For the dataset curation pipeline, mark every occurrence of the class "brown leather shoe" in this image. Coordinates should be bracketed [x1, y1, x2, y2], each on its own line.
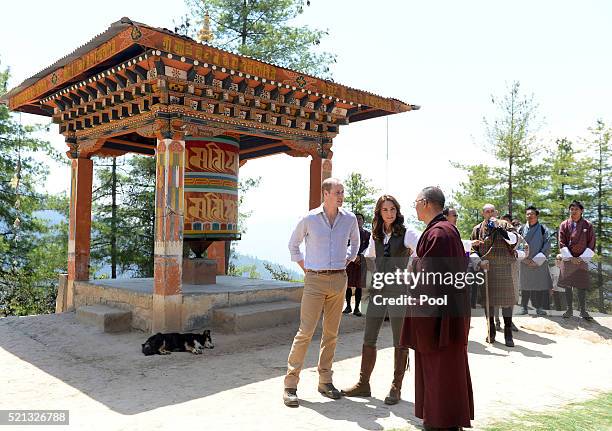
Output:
[283, 388, 299, 407]
[318, 383, 342, 399]
[341, 345, 376, 397]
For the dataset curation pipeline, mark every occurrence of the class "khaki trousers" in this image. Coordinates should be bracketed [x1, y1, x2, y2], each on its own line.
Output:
[284, 271, 347, 389]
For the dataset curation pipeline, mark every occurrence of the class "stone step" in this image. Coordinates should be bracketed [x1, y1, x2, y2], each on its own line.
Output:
[213, 300, 301, 333]
[76, 305, 132, 333]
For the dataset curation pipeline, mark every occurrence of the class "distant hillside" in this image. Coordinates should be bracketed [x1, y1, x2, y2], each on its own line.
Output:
[231, 253, 303, 281]
[29, 211, 302, 282]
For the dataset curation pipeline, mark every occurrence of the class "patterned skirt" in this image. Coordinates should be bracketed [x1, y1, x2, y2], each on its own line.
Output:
[484, 262, 517, 307]
[346, 255, 366, 289]
[558, 260, 590, 290]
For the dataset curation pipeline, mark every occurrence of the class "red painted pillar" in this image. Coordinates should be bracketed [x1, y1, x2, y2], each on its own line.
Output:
[66, 157, 93, 310]
[309, 156, 332, 210]
[152, 137, 185, 333]
[206, 241, 226, 275]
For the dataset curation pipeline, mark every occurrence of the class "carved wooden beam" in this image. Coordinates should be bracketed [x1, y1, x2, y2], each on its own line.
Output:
[115, 74, 128, 89]
[239, 142, 286, 156]
[133, 64, 148, 80]
[124, 69, 138, 84]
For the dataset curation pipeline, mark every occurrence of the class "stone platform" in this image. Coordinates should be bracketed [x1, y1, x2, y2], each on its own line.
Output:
[73, 276, 303, 333]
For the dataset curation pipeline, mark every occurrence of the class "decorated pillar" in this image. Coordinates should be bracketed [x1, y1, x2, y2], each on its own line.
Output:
[152, 136, 185, 333]
[309, 155, 333, 210]
[66, 157, 93, 310]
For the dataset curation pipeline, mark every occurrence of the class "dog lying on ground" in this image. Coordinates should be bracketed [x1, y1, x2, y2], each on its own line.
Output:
[141, 330, 214, 356]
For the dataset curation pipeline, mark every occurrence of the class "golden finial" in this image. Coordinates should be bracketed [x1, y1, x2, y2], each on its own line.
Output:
[198, 11, 214, 43]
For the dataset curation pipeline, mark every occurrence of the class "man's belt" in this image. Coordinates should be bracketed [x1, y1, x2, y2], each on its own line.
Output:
[306, 269, 346, 274]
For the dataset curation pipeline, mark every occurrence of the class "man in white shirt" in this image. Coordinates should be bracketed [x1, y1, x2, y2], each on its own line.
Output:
[283, 178, 360, 407]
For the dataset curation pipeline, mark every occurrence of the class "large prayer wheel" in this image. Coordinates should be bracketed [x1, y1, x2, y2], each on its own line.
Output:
[183, 135, 240, 242]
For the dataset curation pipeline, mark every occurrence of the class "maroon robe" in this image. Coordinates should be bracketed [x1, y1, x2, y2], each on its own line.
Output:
[346, 228, 370, 289]
[558, 217, 596, 290]
[400, 213, 474, 429]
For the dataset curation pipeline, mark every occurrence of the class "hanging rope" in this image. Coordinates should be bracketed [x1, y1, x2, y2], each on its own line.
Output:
[385, 116, 389, 191]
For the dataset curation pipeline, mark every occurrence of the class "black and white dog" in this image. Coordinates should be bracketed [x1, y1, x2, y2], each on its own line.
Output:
[142, 330, 214, 356]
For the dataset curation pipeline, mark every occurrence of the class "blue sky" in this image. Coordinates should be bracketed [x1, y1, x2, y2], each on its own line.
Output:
[1, 0, 611, 270]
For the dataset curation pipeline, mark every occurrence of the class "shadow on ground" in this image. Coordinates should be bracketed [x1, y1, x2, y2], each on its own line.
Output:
[0, 312, 369, 416]
[300, 397, 420, 431]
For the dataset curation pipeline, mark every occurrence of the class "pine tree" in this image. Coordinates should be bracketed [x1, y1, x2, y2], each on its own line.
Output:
[583, 120, 611, 313]
[0, 65, 66, 315]
[483, 81, 541, 217]
[540, 138, 590, 232]
[90, 155, 157, 278]
[343, 172, 378, 227]
[183, 0, 336, 77]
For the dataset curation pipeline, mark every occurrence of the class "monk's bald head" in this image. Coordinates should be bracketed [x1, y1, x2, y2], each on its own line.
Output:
[482, 203, 495, 220]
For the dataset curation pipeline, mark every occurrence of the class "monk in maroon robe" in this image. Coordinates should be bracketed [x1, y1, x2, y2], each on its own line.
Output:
[401, 186, 473, 430]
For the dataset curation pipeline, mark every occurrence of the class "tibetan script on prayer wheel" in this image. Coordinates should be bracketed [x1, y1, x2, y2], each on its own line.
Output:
[184, 136, 240, 240]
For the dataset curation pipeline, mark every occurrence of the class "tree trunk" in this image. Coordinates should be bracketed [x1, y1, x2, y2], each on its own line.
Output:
[508, 154, 513, 217]
[596, 141, 604, 312]
[241, 0, 248, 46]
[111, 157, 117, 279]
[560, 181, 566, 221]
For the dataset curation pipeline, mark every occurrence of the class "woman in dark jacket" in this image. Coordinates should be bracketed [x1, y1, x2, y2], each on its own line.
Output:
[342, 195, 419, 405]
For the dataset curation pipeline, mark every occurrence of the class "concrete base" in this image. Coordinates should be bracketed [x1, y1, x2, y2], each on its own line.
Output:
[182, 258, 216, 285]
[73, 276, 303, 333]
[76, 304, 132, 333]
[55, 274, 69, 313]
[151, 294, 183, 333]
[213, 301, 301, 333]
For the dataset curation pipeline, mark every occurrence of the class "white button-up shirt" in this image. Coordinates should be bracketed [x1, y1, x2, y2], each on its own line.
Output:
[288, 205, 360, 270]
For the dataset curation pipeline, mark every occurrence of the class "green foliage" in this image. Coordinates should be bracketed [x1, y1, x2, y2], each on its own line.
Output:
[0, 64, 66, 316]
[483, 392, 612, 431]
[184, 0, 336, 77]
[540, 138, 590, 227]
[227, 263, 260, 279]
[343, 172, 378, 227]
[582, 120, 611, 313]
[483, 81, 542, 217]
[450, 163, 502, 238]
[263, 262, 291, 281]
[451, 88, 610, 312]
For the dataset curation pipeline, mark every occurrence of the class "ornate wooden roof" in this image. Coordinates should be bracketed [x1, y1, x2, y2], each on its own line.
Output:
[1, 18, 418, 160]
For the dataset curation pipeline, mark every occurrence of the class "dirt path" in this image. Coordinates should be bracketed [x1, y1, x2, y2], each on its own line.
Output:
[1, 311, 610, 430]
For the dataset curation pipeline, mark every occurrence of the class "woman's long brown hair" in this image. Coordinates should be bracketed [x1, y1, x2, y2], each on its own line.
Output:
[372, 195, 406, 242]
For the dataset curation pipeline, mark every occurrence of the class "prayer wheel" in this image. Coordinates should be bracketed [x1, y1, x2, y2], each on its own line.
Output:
[184, 135, 241, 246]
